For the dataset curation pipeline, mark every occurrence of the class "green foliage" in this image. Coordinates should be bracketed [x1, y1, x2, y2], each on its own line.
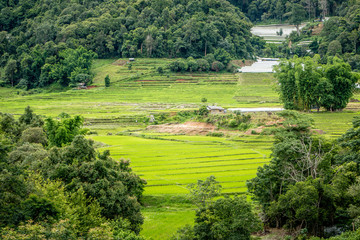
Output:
[169, 54, 232, 73]
[22, 194, 59, 223]
[211, 61, 225, 72]
[274, 56, 358, 111]
[0, 107, 147, 238]
[328, 40, 343, 56]
[193, 196, 262, 240]
[105, 74, 110, 87]
[45, 115, 85, 147]
[186, 176, 222, 208]
[20, 127, 47, 146]
[39, 136, 146, 232]
[247, 112, 360, 237]
[19, 106, 44, 127]
[198, 106, 209, 117]
[157, 66, 164, 74]
[1, 0, 258, 90]
[268, 178, 336, 235]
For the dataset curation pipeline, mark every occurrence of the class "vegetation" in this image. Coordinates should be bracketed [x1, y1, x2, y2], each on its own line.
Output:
[2, 0, 360, 238]
[264, 2, 360, 72]
[0, 0, 263, 89]
[274, 55, 358, 111]
[247, 111, 360, 238]
[172, 176, 262, 240]
[229, 0, 343, 23]
[0, 107, 146, 239]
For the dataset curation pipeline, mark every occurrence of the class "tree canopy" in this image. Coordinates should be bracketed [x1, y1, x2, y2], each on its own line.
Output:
[0, 0, 261, 89]
[0, 107, 146, 238]
[274, 55, 358, 111]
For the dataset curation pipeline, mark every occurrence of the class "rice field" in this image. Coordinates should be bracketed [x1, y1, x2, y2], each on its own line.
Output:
[91, 134, 272, 195]
[0, 59, 280, 121]
[1, 58, 360, 239]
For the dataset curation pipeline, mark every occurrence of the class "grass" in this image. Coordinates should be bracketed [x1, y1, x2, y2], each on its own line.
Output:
[0, 59, 281, 120]
[1, 58, 360, 239]
[89, 133, 271, 238]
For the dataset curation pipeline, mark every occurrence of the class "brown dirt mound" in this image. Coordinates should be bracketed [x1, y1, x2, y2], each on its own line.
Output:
[146, 121, 216, 135]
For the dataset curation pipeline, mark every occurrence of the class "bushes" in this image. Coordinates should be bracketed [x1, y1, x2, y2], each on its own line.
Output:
[169, 50, 233, 73]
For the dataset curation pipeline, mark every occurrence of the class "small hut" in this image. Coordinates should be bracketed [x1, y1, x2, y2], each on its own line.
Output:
[207, 106, 226, 114]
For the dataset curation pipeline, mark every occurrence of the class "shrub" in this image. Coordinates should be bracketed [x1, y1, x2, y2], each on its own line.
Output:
[197, 59, 210, 72]
[104, 75, 110, 87]
[211, 61, 225, 72]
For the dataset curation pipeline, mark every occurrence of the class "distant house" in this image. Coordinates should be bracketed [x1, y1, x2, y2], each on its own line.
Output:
[77, 82, 87, 89]
[207, 106, 226, 114]
[129, 58, 135, 62]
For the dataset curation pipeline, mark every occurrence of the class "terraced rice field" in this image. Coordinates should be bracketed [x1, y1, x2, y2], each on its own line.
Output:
[0, 59, 281, 121]
[1, 58, 360, 239]
[91, 134, 272, 195]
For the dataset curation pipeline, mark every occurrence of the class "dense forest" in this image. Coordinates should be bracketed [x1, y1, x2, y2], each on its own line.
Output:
[0, 107, 146, 239]
[1, 0, 360, 89]
[263, 1, 360, 71]
[230, 0, 348, 22]
[0, 0, 260, 89]
[247, 111, 360, 239]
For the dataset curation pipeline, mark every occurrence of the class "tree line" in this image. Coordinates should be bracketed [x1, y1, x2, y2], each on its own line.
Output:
[261, 2, 360, 72]
[0, 0, 262, 89]
[0, 107, 146, 239]
[247, 111, 360, 238]
[274, 55, 358, 112]
[230, 0, 348, 23]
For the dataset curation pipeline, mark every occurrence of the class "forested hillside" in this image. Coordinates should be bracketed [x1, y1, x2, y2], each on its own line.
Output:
[230, 0, 349, 22]
[0, 0, 260, 89]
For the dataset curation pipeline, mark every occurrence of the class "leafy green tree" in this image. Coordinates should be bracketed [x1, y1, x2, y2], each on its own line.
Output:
[274, 56, 357, 111]
[41, 136, 146, 232]
[327, 40, 343, 56]
[22, 194, 59, 223]
[104, 74, 110, 87]
[196, 59, 210, 72]
[4, 59, 17, 87]
[198, 105, 209, 116]
[19, 106, 44, 127]
[211, 61, 225, 72]
[45, 115, 86, 147]
[214, 48, 232, 65]
[286, 3, 306, 35]
[268, 178, 336, 235]
[194, 196, 262, 240]
[186, 175, 222, 208]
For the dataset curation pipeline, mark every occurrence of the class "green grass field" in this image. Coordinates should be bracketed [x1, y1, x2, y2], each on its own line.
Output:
[0, 59, 280, 120]
[1, 58, 360, 239]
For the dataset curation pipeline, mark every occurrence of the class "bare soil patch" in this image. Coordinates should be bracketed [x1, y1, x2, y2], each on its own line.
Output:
[146, 121, 216, 135]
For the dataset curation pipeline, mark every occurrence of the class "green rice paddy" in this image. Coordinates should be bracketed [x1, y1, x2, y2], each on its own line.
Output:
[1, 58, 359, 239]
